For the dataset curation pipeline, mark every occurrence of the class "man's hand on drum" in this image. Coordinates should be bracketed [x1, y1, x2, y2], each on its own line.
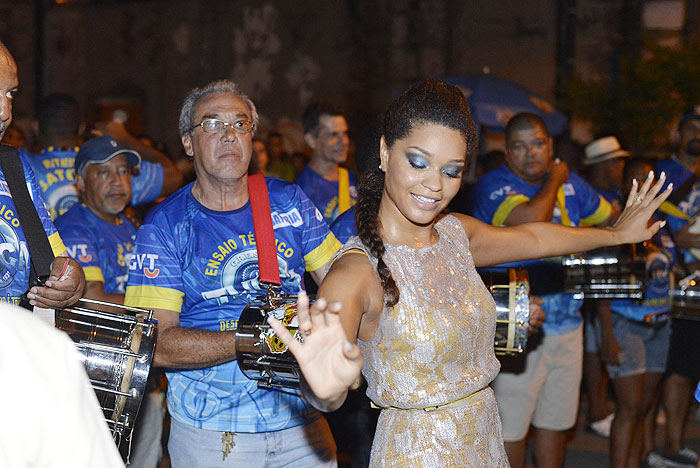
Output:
[268, 291, 363, 403]
[612, 171, 672, 244]
[528, 295, 545, 336]
[26, 255, 86, 309]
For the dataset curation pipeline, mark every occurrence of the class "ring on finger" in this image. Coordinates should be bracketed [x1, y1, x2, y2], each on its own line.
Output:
[635, 194, 643, 203]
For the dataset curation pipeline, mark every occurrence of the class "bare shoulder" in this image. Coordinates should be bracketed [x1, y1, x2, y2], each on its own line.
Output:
[319, 249, 384, 342]
[321, 249, 380, 301]
[449, 212, 482, 237]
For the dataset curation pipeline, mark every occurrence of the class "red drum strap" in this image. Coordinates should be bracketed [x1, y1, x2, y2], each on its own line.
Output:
[248, 174, 281, 286]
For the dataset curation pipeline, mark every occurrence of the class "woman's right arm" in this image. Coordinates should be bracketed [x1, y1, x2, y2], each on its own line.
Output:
[269, 251, 383, 411]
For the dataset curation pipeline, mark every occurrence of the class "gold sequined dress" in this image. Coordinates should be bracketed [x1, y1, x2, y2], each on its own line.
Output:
[342, 215, 509, 467]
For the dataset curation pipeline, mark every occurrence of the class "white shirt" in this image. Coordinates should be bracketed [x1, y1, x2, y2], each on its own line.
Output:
[0, 303, 125, 468]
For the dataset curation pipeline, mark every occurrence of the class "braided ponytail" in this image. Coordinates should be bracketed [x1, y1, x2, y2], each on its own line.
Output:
[355, 165, 400, 307]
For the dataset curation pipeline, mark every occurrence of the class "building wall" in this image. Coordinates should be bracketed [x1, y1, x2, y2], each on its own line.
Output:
[0, 0, 560, 154]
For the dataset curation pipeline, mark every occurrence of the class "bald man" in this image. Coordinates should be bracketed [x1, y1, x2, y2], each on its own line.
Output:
[0, 41, 84, 309]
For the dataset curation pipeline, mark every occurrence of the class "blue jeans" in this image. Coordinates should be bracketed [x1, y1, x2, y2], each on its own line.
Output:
[168, 416, 337, 468]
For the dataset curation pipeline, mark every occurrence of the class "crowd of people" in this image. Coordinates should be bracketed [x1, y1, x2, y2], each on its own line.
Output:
[1, 35, 699, 468]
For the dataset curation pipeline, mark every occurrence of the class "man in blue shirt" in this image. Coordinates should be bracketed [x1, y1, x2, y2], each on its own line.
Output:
[0, 40, 84, 310]
[474, 113, 611, 468]
[55, 135, 164, 467]
[23, 93, 183, 220]
[125, 80, 340, 467]
[296, 102, 357, 224]
[652, 106, 700, 467]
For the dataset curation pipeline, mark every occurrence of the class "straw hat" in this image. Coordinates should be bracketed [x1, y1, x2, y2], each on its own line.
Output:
[583, 136, 629, 166]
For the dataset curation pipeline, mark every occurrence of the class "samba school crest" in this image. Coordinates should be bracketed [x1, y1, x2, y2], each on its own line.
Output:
[262, 303, 302, 354]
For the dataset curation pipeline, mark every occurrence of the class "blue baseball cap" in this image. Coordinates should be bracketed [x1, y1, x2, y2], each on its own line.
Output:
[75, 136, 141, 175]
[679, 105, 700, 129]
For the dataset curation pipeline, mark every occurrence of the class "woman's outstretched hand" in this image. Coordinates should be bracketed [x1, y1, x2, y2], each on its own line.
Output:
[268, 291, 363, 404]
[612, 171, 673, 244]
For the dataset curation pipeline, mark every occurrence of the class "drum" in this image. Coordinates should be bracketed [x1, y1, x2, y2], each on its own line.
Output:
[54, 298, 156, 458]
[236, 293, 303, 389]
[671, 271, 700, 321]
[479, 268, 530, 355]
[562, 245, 645, 299]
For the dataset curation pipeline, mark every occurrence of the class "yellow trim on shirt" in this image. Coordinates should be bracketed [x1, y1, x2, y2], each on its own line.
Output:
[338, 167, 351, 215]
[48, 232, 66, 257]
[305, 234, 342, 272]
[83, 266, 104, 283]
[124, 285, 184, 313]
[659, 201, 690, 220]
[492, 195, 530, 226]
[580, 196, 612, 226]
[556, 186, 573, 226]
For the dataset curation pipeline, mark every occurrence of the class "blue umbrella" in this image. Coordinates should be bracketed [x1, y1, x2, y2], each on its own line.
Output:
[443, 73, 568, 136]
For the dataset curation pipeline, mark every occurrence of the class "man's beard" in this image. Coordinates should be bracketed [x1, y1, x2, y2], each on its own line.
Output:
[0, 122, 5, 141]
[687, 138, 700, 156]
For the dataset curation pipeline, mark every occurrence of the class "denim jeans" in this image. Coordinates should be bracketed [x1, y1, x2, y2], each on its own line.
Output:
[168, 416, 337, 468]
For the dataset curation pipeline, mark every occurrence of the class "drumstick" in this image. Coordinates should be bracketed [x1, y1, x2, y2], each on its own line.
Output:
[55, 258, 71, 282]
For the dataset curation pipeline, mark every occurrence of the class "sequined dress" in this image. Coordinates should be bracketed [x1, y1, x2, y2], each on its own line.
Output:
[342, 215, 509, 467]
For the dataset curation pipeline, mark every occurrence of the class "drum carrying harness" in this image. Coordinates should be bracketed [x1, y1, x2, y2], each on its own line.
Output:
[0, 144, 55, 300]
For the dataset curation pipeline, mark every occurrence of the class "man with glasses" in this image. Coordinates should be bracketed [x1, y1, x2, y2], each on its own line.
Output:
[125, 80, 341, 467]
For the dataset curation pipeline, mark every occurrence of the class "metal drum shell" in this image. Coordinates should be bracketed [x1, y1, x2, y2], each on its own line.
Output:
[236, 297, 303, 389]
[671, 275, 700, 321]
[563, 245, 645, 299]
[54, 303, 156, 452]
[479, 268, 530, 356]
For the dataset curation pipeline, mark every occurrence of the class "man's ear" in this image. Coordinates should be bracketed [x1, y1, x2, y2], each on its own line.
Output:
[304, 132, 317, 151]
[182, 133, 194, 157]
[75, 174, 86, 193]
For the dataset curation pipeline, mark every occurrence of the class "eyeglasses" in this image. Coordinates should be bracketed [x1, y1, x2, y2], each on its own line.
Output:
[191, 118, 255, 135]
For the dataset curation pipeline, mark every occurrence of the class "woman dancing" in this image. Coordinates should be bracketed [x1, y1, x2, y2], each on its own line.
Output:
[270, 79, 672, 467]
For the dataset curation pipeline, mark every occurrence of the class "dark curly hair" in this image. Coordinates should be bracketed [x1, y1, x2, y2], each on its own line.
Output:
[355, 79, 477, 307]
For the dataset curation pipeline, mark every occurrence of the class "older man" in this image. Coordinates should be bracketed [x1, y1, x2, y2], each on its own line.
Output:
[124, 80, 340, 467]
[295, 102, 356, 224]
[0, 40, 84, 310]
[474, 113, 611, 468]
[55, 135, 163, 467]
[21, 93, 183, 220]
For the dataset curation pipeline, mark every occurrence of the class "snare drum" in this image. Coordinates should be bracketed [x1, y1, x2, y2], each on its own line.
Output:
[54, 298, 156, 458]
[236, 294, 303, 389]
[671, 271, 700, 321]
[563, 245, 645, 299]
[479, 268, 530, 355]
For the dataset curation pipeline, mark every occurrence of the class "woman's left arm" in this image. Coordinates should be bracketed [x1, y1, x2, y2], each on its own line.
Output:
[463, 172, 672, 268]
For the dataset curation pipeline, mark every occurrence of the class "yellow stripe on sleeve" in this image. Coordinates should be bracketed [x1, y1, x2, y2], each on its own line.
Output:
[124, 285, 184, 313]
[48, 232, 66, 257]
[305, 234, 342, 272]
[338, 167, 351, 215]
[492, 195, 530, 226]
[659, 201, 690, 220]
[83, 266, 104, 283]
[580, 196, 612, 226]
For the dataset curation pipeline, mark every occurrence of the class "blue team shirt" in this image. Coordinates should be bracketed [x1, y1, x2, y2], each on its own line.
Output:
[656, 158, 700, 265]
[55, 204, 135, 294]
[22, 147, 164, 219]
[610, 219, 675, 322]
[295, 166, 357, 224]
[0, 153, 65, 304]
[330, 206, 357, 244]
[473, 164, 611, 334]
[124, 178, 341, 432]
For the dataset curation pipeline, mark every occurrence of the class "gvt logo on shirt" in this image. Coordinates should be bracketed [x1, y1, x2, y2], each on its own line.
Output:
[66, 244, 92, 263]
[129, 253, 160, 278]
